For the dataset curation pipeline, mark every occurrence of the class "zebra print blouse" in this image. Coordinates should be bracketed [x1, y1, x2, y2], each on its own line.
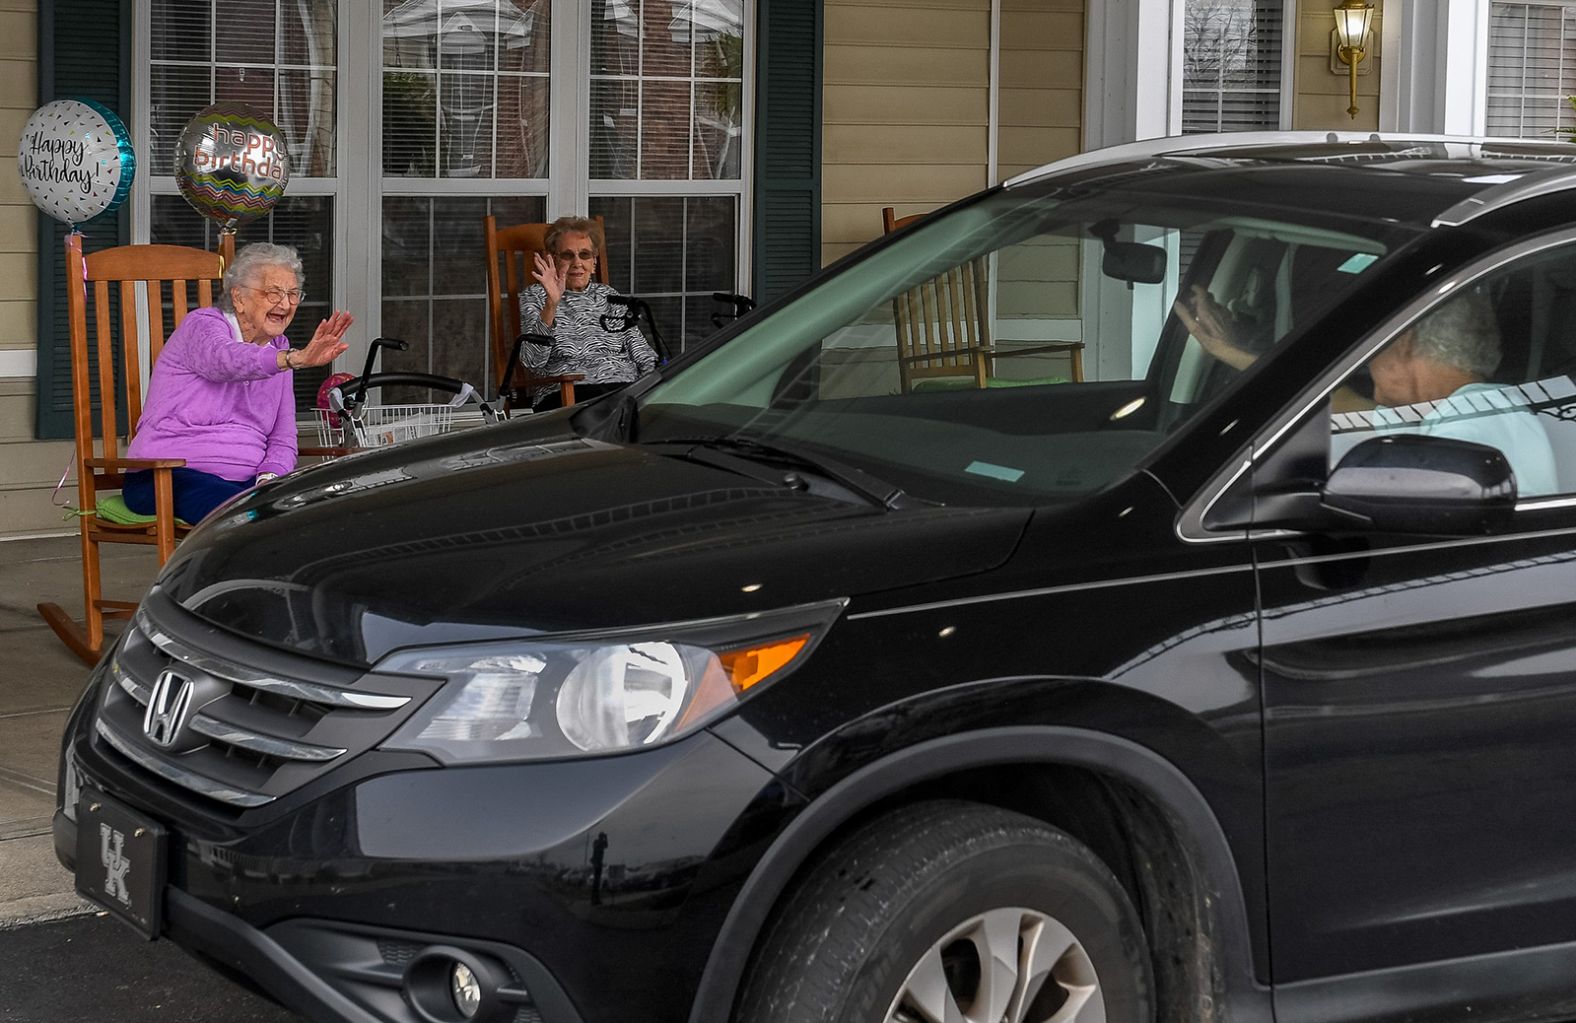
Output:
[519, 282, 657, 404]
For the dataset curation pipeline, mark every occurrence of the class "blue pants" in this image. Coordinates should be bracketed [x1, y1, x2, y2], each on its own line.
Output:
[123, 468, 255, 524]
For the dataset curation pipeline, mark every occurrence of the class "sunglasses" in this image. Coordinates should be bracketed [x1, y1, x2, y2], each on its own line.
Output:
[554, 249, 597, 263]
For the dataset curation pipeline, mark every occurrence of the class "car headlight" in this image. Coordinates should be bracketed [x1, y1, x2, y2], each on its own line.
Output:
[377, 599, 845, 763]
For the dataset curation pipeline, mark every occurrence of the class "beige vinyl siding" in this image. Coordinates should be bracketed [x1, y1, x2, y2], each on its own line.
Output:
[0, 1, 66, 536]
[998, 0, 1084, 329]
[1292, 0, 1383, 130]
[0, 0, 37, 360]
[821, 0, 992, 266]
[0, 376, 73, 535]
[997, 0, 1083, 181]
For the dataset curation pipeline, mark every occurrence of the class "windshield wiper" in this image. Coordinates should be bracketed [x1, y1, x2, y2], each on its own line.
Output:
[651, 433, 915, 510]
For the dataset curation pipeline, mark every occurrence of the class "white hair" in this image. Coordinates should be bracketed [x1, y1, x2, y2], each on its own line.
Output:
[1412, 289, 1501, 379]
[221, 242, 305, 313]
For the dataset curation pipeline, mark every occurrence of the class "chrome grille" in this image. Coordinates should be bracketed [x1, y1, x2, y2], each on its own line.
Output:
[96, 593, 436, 809]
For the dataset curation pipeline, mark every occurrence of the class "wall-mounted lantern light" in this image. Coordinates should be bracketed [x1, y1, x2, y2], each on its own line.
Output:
[1330, 0, 1375, 120]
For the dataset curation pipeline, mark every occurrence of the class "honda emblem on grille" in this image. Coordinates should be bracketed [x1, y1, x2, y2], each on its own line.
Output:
[144, 669, 195, 748]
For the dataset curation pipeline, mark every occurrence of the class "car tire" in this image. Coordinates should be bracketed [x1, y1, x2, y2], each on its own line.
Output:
[737, 799, 1154, 1023]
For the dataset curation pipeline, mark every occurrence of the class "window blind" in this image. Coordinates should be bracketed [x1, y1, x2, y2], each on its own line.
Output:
[1488, 1, 1576, 139]
[1181, 0, 1284, 134]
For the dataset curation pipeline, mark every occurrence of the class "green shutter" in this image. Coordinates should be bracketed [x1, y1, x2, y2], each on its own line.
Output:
[33, 0, 131, 440]
[752, 0, 822, 305]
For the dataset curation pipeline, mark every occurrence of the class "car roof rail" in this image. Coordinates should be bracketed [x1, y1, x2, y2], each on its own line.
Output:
[1431, 164, 1576, 227]
[1006, 132, 1576, 228]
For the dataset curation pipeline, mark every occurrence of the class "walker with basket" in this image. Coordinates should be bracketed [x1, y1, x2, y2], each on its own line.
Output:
[315, 337, 499, 451]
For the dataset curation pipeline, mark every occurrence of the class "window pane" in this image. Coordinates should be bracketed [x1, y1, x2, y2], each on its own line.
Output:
[385, 72, 438, 177]
[430, 197, 491, 294]
[380, 195, 547, 398]
[596, 196, 635, 287]
[631, 196, 687, 292]
[590, 77, 639, 178]
[591, 195, 738, 356]
[643, 295, 685, 360]
[642, 0, 694, 76]
[151, 1, 340, 178]
[592, 0, 640, 73]
[495, 76, 551, 177]
[1182, 0, 1282, 133]
[685, 196, 735, 294]
[384, 0, 437, 69]
[216, 0, 277, 65]
[693, 80, 742, 179]
[379, 299, 432, 384]
[693, 5, 745, 79]
[151, 65, 212, 175]
[641, 79, 692, 178]
[282, 2, 338, 68]
[381, 196, 434, 298]
[381, 0, 550, 180]
[440, 73, 498, 177]
[500, 1, 552, 75]
[279, 70, 338, 176]
[151, 0, 210, 63]
[432, 298, 489, 401]
[589, 0, 746, 182]
[216, 66, 275, 112]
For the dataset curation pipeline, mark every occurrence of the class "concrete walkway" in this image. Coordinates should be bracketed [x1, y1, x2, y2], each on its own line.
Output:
[0, 534, 160, 929]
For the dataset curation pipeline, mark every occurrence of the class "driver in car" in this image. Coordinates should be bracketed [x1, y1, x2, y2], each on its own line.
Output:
[1175, 284, 1558, 496]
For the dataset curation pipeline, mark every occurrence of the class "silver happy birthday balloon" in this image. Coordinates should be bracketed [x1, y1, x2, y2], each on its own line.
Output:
[174, 102, 290, 229]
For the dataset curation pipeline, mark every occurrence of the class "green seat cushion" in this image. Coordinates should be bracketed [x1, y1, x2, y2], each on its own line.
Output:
[94, 493, 189, 528]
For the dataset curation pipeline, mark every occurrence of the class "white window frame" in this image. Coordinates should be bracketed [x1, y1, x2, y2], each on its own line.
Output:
[1169, 0, 1296, 136]
[582, 2, 756, 356]
[131, 0, 755, 376]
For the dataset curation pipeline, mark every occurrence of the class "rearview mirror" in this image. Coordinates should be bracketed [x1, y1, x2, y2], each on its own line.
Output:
[1101, 242, 1168, 285]
[1322, 434, 1516, 534]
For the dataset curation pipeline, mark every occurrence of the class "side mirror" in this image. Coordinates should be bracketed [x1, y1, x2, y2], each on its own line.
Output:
[1322, 434, 1516, 534]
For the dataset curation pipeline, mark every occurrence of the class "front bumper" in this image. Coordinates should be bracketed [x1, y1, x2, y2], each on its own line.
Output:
[56, 712, 789, 1023]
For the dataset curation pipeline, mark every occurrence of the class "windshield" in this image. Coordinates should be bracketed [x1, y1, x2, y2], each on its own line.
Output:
[637, 176, 1417, 506]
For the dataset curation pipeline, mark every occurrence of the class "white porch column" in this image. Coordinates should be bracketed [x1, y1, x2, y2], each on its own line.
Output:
[1085, 0, 1178, 149]
[1381, 0, 1488, 135]
[1082, 0, 1177, 380]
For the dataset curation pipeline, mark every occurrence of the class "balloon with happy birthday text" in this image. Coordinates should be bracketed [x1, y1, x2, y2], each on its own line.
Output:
[17, 99, 135, 228]
[174, 102, 290, 229]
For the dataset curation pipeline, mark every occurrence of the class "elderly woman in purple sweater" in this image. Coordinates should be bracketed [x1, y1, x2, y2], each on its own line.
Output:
[123, 242, 351, 523]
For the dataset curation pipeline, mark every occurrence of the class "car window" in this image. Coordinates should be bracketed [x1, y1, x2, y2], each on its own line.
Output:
[638, 185, 1410, 506]
[1326, 244, 1576, 499]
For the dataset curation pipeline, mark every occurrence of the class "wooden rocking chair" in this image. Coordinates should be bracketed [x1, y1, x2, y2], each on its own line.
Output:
[484, 215, 608, 413]
[882, 207, 1085, 392]
[37, 234, 229, 664]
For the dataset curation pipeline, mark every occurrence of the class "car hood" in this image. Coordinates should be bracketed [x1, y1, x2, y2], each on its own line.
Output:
[155, 429, 1029, 666]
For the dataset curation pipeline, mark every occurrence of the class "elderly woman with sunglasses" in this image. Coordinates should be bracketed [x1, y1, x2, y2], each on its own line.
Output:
[123, 242, 352, 523]
[520, 215, 658, 410]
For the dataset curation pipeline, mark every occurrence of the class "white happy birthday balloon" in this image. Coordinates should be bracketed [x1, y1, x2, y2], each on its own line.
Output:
[17, 99, 136, 228]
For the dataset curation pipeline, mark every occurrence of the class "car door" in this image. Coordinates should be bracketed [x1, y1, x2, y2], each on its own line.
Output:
[1247, 233, 1576, 1019]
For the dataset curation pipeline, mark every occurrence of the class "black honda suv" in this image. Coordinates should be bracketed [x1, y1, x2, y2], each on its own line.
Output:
[57, 134, 1576, 1023]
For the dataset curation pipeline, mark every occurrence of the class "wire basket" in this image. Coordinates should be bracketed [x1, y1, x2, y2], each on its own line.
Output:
[315, 403, 458, 449]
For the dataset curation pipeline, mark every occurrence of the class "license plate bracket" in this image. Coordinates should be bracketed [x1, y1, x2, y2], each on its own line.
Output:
[75, 788, 167, 939]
